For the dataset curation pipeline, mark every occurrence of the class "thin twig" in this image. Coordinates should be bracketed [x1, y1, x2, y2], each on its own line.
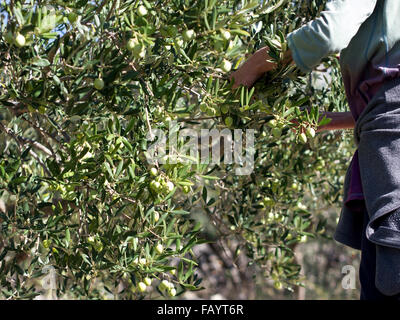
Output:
[144, 107, 154, 140]
[29, 150, 51, 176]
[0, 122, 52, 175]
[96, 0, 109, 14]
[106, 0, 119, 21]
[0, 122, 52, 156]
[177, 116, 222, 122]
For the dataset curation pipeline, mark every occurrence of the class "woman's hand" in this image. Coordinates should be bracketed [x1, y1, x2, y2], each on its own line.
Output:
[229, 46, 278, 89]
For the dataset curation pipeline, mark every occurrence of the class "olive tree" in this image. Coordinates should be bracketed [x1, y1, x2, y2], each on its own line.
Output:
[0, 0, 353, 299]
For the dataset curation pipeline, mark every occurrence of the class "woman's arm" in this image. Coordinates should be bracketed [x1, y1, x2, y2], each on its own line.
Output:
[316, 111, 355, 132]
[231, 0, 377, 87]
[287, 0, 377, 73]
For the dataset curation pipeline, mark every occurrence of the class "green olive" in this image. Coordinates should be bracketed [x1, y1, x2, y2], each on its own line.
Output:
[155, 243, 164, 254]
[159, 280, 170, 291]
[182, 29, 196, 42]
[299, 133, 308, 144]
[127, 38, 139, 51]
[167, 287, 176, 297]
[137, 5, 148, 17]
[94, 78, 105, 90]
[271, 127, 282, 138]
[15, 33, 26, 47]
[144, 277, 152, 286]
[221, 105, 229, 114]
[274, 281, 283, 290]
[150, 180, 161, 192]
[137, 282, 147, 292]
[150, 167, 158, 176]
[153, 211, 160, 223]
[42, 239, 51, 248]
[267, 119, 278, 128]
[206, 107, 216, 117]
[224, 116, 233, 127]
[199, 103, 208, 112]
[4, 31, 14, 44]
[221, 59, 232, 72]
[166, 181, 174, 192]
[306, 127, 316, 138]
[221, 30, 231, 41]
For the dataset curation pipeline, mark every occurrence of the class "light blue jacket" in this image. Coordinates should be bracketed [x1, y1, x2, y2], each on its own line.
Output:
[287, 0, 400, 120]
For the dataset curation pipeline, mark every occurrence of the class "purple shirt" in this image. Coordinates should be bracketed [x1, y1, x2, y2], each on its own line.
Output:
[343, 68, 400, 210]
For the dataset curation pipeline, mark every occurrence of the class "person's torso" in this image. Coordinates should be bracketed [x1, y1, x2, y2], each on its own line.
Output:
[340, 0, 400, 120]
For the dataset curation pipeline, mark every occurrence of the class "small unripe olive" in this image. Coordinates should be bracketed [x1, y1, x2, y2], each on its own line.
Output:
[306, 127, 316, 138]
[299, 235, 308, 243]
[150, 167, 158, 176]
[144, 277, 152, 286]
[263, 196, 274, 206]
[271, 127, 282, 138]
[150, 180, 161, 192]
[199, 103, 208, 112]
[42, 239, 51, 248]
[267, 119, 278, 128]
[221, 59, 232, 72]
[127, 38, 139, 51]
[159, 280, 170, 291]
[133, 46, 146, 59]
[137, 282, 147, 292]
[155, 243, 164, 254]
[166, 181, 174, 192]
[206, 108, 216, 117]
[15, 33, 26, 47]
[4, 31, 14, 44]
[221, 30, 231, 41]
[87, 236, 96, 244]
[224, 116, 233, 127]
[274, 281, 283, 290]
[137, 5, 148, 17]
[221, 105, 229, 114]
[153, 211, 160, 223]
[94, 78, 105, 90]
[182, 29, 196, 42]
[182, 185, 190, 194]
[168, 288, 176, 297]
[299, 132, 308, 144]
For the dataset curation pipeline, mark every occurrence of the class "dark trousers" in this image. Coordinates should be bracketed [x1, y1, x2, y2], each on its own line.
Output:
[359, 207, 400, 300]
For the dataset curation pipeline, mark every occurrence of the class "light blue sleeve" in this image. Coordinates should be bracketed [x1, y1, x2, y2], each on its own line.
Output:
[287, 0, 378, 73]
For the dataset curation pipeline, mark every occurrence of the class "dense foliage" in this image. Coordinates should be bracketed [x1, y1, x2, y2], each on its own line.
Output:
[0, 0, 354, 299]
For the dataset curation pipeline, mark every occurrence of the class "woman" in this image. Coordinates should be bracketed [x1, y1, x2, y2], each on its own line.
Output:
[231, 0, 400, 300]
